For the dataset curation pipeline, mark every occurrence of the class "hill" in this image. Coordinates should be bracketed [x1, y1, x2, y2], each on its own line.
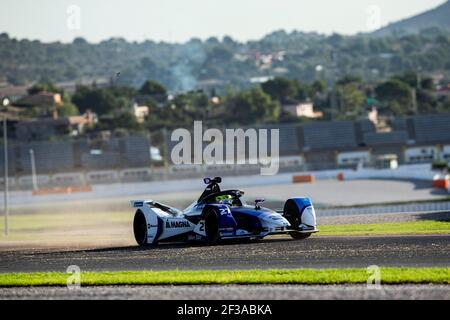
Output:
[374, 1, 450, 36]
[1, 28, 450, 92]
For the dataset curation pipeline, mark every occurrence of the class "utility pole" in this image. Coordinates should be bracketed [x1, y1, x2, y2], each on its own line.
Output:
[417, 67, 422, 90]
[162, 127, 169, 180]
[29, 149, 38, 191]
[3, 115, 9, 237]
[411, 88, 418, 114]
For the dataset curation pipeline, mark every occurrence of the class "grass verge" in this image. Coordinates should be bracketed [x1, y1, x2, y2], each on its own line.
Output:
[0, 268, 448, 287]
[318, 220, 450, 236]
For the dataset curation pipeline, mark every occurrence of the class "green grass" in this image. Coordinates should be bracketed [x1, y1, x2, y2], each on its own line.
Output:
[0, 268, 448, 287]
[318, 220, 450, 236]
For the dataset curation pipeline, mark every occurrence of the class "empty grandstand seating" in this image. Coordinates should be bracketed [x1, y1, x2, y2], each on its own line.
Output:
[363, 131, 409, 146]
[413, 114, 450, 143]
[16, 141, 74, 174]
[122, 136, 151, 167]
[391, 118, 407, 131]
[357, 120, 376, 133]
[302, 121, 357, 150]
[257, 124, 301, 155]
[2, 114, 450, 181]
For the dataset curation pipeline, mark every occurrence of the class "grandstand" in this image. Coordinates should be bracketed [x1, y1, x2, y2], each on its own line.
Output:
[123, 136, 151, 166]
[24, 141, 74, 174]
[301, 121, 357, 151]
[259, 124, 300, 155]
[363, 131, 409, 146]
[1, 113, 450, 188]
[354, 120, 376, 145]
[391, 118, 408, 131]
[412, 113, 450, 143]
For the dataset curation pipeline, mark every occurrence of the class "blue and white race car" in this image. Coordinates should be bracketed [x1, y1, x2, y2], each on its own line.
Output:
[131, 177, 318, 246]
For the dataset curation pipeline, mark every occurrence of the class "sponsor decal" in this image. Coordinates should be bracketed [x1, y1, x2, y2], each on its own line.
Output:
[220, 232, 234, 237]
[166, 220, 191, 229]
[269, 215, 283, 220]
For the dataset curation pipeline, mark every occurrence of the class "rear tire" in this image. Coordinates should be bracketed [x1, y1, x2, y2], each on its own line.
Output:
[133, 210, 153, 247]
[204, 209, 220, 245]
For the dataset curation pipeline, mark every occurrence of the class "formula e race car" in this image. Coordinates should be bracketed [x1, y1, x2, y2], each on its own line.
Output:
[131, 177, 318, 246]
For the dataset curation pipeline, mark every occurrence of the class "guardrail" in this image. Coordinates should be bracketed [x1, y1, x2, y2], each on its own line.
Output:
[317, 201, 450, 217]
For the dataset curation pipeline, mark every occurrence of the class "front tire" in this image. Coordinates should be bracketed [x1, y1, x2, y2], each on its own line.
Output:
[204, 209, 220, 245]
[284, 199, 311, 241]
[289, 232, 311, 240]
[133, 210, 153, 247]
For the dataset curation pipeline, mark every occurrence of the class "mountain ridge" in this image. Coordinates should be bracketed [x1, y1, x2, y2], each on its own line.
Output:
[373, 1, 450, 36]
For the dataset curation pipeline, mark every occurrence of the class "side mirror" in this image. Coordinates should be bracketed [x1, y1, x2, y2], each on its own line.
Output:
[254, 198, 265, 209]
[203, 177, 211, 185]
[214, 177, 222, 183]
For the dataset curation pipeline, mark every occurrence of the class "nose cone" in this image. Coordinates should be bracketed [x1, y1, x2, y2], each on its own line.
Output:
[260, 213, 290, 227]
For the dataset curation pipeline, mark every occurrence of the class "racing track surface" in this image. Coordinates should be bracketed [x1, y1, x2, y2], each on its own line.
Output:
[2, 285, 450, 300]
[1, 235, 449, 273]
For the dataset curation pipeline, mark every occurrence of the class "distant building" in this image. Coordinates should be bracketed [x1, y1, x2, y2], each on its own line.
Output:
[68, 111, 96, 134]
[433, 85, 450, 99]
[282, 102, 323, 119]
[16, 91, 62, 107]
[132, 104, 149, 123]
[249, 76, 274, 84]
[0, 105, 26, 120]
[0, 85, 29, 101]
[14, 111, 96, 141]
[367, 106, 379, 125]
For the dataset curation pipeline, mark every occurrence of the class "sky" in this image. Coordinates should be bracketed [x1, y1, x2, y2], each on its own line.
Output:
[0, 0, 447, 43]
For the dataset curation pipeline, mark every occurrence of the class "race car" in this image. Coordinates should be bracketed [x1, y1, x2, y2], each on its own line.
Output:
[131, 177, 318, 246]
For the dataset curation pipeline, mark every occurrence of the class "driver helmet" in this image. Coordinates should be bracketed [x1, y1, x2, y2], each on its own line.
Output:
[216, 194, 233, 206]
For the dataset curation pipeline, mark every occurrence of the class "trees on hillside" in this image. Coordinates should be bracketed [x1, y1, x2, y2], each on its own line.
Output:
[2, 29, 450, 91]
[261, 78, 298, 103]
[375, 79, 412, 115]
[139, 80, 168, 103]
[224, 87, 280, 125]
[19, 73, 450, 137]
[72, 86, 122, 115]
[375, 72, 438, 115]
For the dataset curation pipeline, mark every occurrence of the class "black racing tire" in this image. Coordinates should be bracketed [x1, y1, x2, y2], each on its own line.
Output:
[204, 209, 220, 245]
[284, 199, 301, 230]
[289, 232, 311, 240]
[133, 210, 153, 247]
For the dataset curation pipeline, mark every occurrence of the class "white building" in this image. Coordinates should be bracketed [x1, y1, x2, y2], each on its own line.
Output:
[405, 146, 439, 163]
[133, 104, 149, 123]
[282, 102, 323, 119]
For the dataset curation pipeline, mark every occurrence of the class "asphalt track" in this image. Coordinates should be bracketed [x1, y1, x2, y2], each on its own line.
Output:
[1, 285, 449, 300]
[1, 235, 449, 273]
